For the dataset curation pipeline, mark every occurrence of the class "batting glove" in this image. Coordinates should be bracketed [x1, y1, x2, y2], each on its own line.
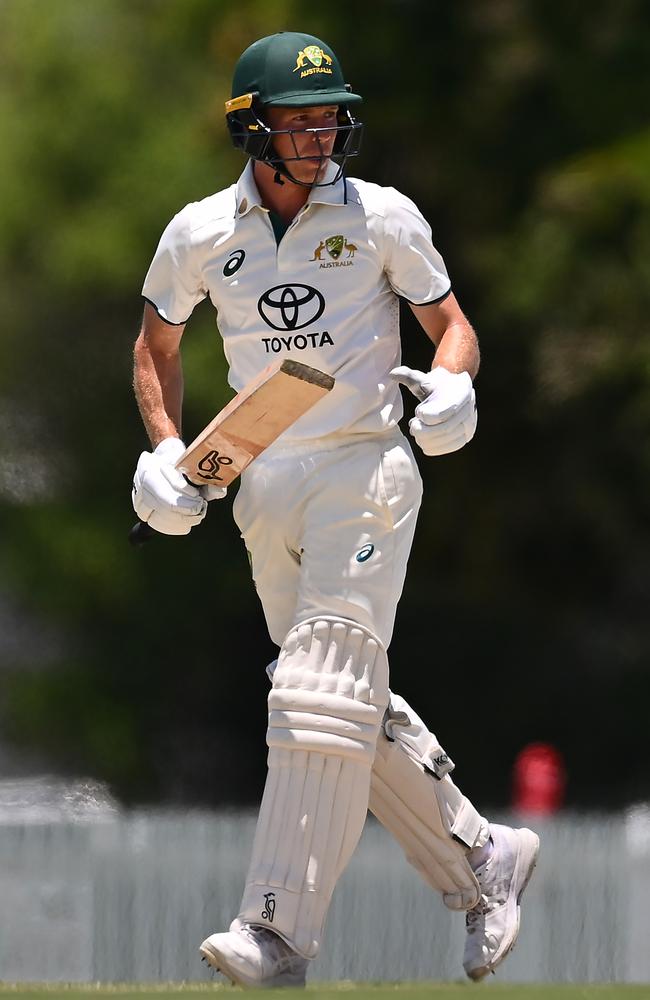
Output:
[132, 437, 218, 536]
[390, 366, 477, 456]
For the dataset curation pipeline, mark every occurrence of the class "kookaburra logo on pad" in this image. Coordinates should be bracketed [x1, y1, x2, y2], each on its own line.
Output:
[261, 892, 276, 922]
[424, 749, 455, 779]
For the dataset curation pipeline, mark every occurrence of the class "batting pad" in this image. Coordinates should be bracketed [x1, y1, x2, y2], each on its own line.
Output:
[369, 693, 489, 911]
[237, 617, 389, 958]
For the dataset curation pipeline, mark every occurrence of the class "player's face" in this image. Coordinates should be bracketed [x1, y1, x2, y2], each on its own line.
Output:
[266, 105, 339, 183]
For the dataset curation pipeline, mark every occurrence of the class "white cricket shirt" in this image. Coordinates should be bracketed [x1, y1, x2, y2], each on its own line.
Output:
[142, 160, 451, 440]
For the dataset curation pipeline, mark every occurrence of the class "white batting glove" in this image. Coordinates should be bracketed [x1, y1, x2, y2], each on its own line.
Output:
[132, 437, 210, 536]
[390, 366, 477, 456]
[201, 484, 228, 501]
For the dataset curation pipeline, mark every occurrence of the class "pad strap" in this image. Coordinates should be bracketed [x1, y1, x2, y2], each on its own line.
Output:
[369, 693, 488, 911]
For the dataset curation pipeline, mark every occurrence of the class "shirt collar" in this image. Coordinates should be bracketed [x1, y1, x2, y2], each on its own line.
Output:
[234, 159, 348, 218]
[234, 160, 263, 218]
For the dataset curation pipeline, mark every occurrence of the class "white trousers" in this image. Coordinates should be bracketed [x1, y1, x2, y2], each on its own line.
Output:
[233, 428, 422, 648]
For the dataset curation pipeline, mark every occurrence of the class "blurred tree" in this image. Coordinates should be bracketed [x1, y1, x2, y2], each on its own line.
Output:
[1, 0, 649, 807]
[0, 0, 291, 801]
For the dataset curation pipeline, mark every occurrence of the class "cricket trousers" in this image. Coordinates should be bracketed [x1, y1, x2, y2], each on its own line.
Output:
[233, 427, 422, 648]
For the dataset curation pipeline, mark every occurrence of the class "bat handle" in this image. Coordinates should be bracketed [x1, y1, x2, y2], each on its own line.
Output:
[128, 520, 156, 546]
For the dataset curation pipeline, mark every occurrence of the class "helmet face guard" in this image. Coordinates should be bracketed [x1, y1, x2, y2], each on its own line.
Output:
[226, 92, 364, 187]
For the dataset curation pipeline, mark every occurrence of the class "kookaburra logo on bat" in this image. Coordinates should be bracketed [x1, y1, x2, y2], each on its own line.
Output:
[196, 450, 234, 481]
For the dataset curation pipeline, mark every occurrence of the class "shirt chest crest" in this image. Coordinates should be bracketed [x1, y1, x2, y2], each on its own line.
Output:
[307, 233, 359, 269]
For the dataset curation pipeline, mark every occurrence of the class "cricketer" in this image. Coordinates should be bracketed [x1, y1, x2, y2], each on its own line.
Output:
[131, 31, 539, 987]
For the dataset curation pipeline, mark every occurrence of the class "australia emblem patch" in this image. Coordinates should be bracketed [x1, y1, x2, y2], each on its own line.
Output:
[310, 235, 357, 268]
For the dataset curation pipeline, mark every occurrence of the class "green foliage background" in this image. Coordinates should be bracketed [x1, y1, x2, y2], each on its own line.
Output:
[1, 0, 649, 806]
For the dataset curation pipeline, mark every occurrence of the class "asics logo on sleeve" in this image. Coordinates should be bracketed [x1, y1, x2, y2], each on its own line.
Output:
[258, 284, 325, 331]
[223, 249, 246, 276]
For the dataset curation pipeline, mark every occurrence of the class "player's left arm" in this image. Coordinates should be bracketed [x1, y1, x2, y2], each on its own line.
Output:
[409, 292, 480, 379]
[391, 293, 479, 457]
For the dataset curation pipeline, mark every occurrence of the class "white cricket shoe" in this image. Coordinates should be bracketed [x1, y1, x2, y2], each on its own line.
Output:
[463, 824, 539, 981]
[200, 922, 308, 988]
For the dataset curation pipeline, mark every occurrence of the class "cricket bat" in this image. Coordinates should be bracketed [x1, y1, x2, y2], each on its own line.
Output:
[129, 359, 335, 545]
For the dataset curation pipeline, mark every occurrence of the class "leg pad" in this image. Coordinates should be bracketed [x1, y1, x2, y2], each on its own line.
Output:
[238, 618, 389, 957]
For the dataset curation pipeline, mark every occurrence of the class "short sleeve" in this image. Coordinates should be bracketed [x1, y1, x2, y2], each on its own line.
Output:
[382, 188, 451, 305]
[141, 206, 207, 325]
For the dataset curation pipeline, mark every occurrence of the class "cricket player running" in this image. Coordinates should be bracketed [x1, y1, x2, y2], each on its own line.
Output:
[132, 31, 539, 986]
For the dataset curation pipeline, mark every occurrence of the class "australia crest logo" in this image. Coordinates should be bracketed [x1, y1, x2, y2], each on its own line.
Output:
[293, 46, 333, 76]
[310, 235, 357, 268]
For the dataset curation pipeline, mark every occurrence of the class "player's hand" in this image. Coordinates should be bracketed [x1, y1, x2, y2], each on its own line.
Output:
[201, 484, 228, 501]
[132, 437, 208, 536]
[390, 366, 477, 456]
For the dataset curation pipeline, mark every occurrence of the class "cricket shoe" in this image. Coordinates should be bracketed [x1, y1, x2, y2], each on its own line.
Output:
[200, 922, 308, 988]
[463, 823, 540, 981]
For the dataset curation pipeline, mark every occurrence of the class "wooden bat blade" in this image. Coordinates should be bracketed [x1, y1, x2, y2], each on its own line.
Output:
[177, 360, 335, 487]
[129, 360, 334, 545]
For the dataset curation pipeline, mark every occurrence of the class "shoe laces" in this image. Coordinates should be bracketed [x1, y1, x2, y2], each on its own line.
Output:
[242, 925, 306, 975]
[466, 877, 509, 926]
[466, 894, 489, 928]
[466, 856, 510, 931]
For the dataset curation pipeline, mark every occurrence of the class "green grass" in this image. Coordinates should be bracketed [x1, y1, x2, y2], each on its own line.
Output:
[0, 985, 646, 1000]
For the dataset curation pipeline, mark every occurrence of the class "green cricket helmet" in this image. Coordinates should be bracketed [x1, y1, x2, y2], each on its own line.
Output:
[225, 31, 364, 186]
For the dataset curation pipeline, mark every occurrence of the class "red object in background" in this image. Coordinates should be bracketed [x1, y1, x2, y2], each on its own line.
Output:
[512, 742, 566, 814]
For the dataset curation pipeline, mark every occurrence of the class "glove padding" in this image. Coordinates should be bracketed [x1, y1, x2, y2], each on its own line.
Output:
[390, 366, 477, 456]
[132, 437, 225, 536]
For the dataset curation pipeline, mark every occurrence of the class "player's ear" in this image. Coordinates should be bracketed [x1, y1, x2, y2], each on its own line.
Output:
[226, 92, 274, 158]
[333, 106, 363, 156]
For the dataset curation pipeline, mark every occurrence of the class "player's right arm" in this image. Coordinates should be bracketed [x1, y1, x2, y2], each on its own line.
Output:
[131, 305, 210, 536]
[131, 206, 226, 534]
[133, 302, 185, 448]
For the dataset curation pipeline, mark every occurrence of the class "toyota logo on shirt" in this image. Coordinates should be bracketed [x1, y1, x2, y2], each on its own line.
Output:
[257, 284, 325, 332]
